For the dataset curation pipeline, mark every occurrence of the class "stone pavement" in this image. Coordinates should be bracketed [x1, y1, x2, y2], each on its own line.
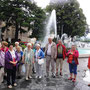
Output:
[0, 58, 90, 90]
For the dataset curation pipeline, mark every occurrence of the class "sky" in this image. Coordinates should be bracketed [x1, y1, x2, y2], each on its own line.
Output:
[34, 0, 90, 25]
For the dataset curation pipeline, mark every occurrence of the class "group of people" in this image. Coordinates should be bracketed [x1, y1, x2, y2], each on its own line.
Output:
[0, 41, 45, 88]
[45, 37, 79, 82]
[0, 37, 89, 89]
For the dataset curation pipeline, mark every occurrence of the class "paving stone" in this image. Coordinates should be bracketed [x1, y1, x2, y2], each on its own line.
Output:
[0, 58, 90, 90]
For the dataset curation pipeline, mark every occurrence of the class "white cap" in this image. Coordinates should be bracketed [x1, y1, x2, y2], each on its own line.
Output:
[15, 42, 19, 45]
[27, 43, 32, 46]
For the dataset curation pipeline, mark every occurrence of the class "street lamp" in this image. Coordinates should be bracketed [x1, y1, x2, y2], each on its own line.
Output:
[61, 25, 64, 36]
[0, 21, 6, 41]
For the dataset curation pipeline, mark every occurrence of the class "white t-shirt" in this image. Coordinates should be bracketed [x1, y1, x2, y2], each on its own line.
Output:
[35, 49, 40, 61]
[47, 43, 52, 55]
[9, 50, 16, 59]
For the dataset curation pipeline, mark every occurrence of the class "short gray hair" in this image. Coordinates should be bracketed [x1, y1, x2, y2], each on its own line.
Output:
[58, 40, 62, 43]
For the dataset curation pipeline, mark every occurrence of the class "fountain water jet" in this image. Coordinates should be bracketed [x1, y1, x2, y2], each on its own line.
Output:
[41, 9, 57, 47]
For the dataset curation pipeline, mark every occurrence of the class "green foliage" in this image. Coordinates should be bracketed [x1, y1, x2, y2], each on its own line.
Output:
[46, 0, 86, 37]
[30, 7, 46, 40]
[0, 0, 46, 40]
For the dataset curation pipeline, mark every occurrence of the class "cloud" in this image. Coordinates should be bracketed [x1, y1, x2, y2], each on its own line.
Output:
[34, 0, 50, 8]
[78, 0, 90, 25]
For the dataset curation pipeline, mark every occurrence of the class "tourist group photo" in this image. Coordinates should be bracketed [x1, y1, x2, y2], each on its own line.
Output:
[0, 0, 90, 90]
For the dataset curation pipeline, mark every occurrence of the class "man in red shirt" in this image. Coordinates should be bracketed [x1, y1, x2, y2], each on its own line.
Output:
[56, 40, 66, 76]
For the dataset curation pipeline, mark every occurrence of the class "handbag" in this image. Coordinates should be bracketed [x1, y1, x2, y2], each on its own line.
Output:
[38, 59, 44, 65]
[21, 64, 26, 73]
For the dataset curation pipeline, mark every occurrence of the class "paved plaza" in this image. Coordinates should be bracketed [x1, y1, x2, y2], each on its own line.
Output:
[0, 58, 90, 90]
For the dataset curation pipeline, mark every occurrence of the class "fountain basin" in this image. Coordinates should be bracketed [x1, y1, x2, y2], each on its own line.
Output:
[78, 48, 90, 58]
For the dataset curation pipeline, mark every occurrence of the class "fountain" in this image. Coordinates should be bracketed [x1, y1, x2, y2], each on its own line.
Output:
[41, 9, 90, 56]
[61, 33, 73, 48]
[61, 33, 90, 56]
[41, 9, 57, 47]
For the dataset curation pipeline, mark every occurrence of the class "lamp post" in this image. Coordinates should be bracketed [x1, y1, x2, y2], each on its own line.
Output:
[61, 25, 64, 36]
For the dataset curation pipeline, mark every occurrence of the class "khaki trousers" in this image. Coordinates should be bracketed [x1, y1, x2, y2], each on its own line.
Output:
[56, 58, 63, 72]
[25, 64, 32, 78]
[46, 56, 55, 75]
[0, 67, 4, 85]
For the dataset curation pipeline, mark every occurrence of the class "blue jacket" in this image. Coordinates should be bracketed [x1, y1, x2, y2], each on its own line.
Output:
[20, 51, 23, 57]
[16, 51, 23, 62]
[35, 49, 45, 59]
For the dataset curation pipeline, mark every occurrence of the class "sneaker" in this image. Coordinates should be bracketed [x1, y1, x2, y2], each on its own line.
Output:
[35, 76, 38, 78]
[26, 77, 29, 81]
[56, 72, 58, 76]
[29, 76, 32, 79]
[13, 83, 17, 87]
[72, 78, 76, 82]
[52, 73, 55, 78]
[39, 76, 42, 79]
[88, 84, 90, 86]
[8, 85, 12, 88]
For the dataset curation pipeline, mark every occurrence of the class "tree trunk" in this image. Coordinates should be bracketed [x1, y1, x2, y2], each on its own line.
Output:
[15, 22, 18, 41]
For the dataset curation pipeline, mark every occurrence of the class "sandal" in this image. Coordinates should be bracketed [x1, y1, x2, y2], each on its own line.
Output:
[68, 77, 72, 80]
[72, 78, 76, 82]
[60, 72, 63, 76]
[56, 72, 58, 76]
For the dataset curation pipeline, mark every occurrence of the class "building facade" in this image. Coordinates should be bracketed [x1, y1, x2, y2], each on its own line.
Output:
[2, 26, 32, 42]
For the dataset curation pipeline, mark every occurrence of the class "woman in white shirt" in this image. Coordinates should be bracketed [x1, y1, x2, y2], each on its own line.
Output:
[35, 44, 44, 79]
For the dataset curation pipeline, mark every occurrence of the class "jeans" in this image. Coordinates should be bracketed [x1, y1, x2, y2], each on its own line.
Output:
[69, 63, 77, 74]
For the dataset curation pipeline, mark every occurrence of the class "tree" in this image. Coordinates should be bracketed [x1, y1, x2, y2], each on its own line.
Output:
[0, 0, 46, 41]
[46, 0, 86, 37]
[30, 6, 46, 40]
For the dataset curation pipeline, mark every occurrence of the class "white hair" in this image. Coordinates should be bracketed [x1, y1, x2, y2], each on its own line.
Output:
[36, 44, 40, 47]
[48, 37, 53, 39]
[27, 43, 32, 46]
[72, 43, 76, 46]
